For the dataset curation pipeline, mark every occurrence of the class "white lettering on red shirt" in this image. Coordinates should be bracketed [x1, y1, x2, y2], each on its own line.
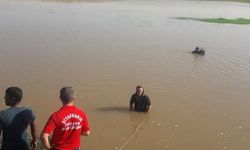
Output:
[61, 113, 83, 131]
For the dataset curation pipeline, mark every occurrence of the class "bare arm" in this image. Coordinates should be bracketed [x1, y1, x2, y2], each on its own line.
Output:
[145, 105, 151, 112]
[40, 132, 52, 150]
[30, 120, 38, 150]
[130, 104, 134, 111]
[81, 130, 90, 136]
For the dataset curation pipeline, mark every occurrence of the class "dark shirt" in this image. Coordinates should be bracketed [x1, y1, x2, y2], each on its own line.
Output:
[130, 93, 151, 112]
[0, 107, 35, 150]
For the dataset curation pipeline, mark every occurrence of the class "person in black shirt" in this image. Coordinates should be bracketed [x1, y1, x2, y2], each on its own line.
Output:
[130, 85, 151, 112]
[0, 87, 37, 150]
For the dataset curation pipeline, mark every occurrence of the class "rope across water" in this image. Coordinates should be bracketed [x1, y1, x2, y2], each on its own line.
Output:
[117, 119, 146, 150]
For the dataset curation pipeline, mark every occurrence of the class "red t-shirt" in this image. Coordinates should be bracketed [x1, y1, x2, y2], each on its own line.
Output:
[42, 105, 90, 150]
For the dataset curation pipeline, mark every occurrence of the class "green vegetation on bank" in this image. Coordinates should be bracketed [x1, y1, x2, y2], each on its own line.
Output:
[209, 0, 250, 2]
[41, 0, 109, 2]
[41, 0, 250, 3]
[176, 17, 250, 25]
[192, 0, 250, 3]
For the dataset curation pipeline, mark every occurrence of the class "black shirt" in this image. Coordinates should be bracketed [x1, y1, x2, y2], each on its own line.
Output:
[130, 93, 151, 112]
[0, 107, 35, 150]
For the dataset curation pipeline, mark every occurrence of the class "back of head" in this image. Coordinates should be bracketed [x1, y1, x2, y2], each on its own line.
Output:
[60, 87, 76, 104]
[5, 87, 23, 106]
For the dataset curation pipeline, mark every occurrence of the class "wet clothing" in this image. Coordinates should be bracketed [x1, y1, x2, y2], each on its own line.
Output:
[42, 105, 90, 150]
[130, 94, 151, 112]
[0, 107, 36, 150]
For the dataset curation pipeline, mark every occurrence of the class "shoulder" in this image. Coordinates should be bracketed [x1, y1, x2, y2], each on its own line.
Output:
[0, 108, 11, 113]
[131, 93, 137, 98]
[20, 107, 35, 115]
[47, 111, 59, 122]
[0, 109, 12, 123]
[0, 108, 14, 117]
[72, 106, 88, 120]
[0, 109, 7, 119]
[75, 106, 86, 114]
[0, 109, 6, 115]
[20, 107, 36, 120]
[47, 107, 62, 119]
[22, 107, 34, 113]
[143, 95, 151, 101]
[50, 109, 61, 117]
[0, 108, 16, 117]
[52, 106, 69, 115]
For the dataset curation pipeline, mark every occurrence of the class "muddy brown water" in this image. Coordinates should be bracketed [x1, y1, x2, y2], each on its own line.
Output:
[0, 0, 250, 149]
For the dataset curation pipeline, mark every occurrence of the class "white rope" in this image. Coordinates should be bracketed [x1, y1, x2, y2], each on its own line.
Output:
[117, 119, 146, 150]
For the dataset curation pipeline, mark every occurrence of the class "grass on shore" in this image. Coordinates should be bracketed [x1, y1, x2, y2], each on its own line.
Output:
[176, 17, 250, 25]
[207, 0, 250, 2]
[41, 0, 250, 3]
[191, 0, 250, 3]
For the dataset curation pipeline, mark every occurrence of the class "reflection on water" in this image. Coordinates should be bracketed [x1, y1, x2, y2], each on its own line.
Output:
[1, 0, 250, 149]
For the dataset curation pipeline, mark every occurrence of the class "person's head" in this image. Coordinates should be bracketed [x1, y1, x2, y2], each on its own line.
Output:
[60, 87, 76, 104]
[136, 85, 144, 96]
[5, 87, 23, 107]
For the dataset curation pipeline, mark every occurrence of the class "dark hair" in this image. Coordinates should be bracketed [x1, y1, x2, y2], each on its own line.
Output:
[5, 87, 23, 103]
[136, 85, 144, 95]
[136, 85, 143, 89]
[60, 87, 75, 103]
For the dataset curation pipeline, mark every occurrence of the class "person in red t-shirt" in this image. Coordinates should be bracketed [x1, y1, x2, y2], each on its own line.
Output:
[40, 87, 90, 150]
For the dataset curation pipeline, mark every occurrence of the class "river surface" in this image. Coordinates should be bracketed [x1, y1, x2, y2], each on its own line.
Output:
[0, 0, 250, 149]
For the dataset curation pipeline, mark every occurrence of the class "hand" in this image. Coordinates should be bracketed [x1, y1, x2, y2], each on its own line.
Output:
[30, 139, 38, 150]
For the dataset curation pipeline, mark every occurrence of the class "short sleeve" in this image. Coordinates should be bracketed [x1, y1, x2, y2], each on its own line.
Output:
[81, 113, 90, 133]
[145, 95, 151, 105]
[20, 108, 35, 124]
[42, 114, 57, 134]
[30, 109, 36, 122]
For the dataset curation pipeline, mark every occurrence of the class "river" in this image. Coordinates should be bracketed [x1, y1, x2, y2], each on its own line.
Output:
[0, 0, 250, 149]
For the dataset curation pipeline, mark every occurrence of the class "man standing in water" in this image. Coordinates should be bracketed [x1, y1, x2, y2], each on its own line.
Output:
[130, 85, 151, 112]
[0, 87, 37, 150]
[40, 87, 90, 150]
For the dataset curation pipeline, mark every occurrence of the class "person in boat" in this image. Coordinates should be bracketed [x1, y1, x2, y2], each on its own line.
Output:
[192, 46, 205, 55]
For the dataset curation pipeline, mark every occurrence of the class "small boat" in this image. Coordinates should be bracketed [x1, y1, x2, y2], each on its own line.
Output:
[192, 46, 205, 55]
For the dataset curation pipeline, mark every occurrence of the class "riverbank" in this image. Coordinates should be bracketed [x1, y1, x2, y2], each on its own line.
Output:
[25, 0, 250, 3]
[214, 0, 250, 2]
[53, 0, 250, 2]
[176, 17, 250, 25]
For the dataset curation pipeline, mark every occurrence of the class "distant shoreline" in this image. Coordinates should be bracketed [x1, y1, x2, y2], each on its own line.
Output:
[3, 0, 250, 3]
[204, 0, 250, 3]
[30, 0, 250, 3]
[175, 17, 250, 25]
[51, 0, 250, 2]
